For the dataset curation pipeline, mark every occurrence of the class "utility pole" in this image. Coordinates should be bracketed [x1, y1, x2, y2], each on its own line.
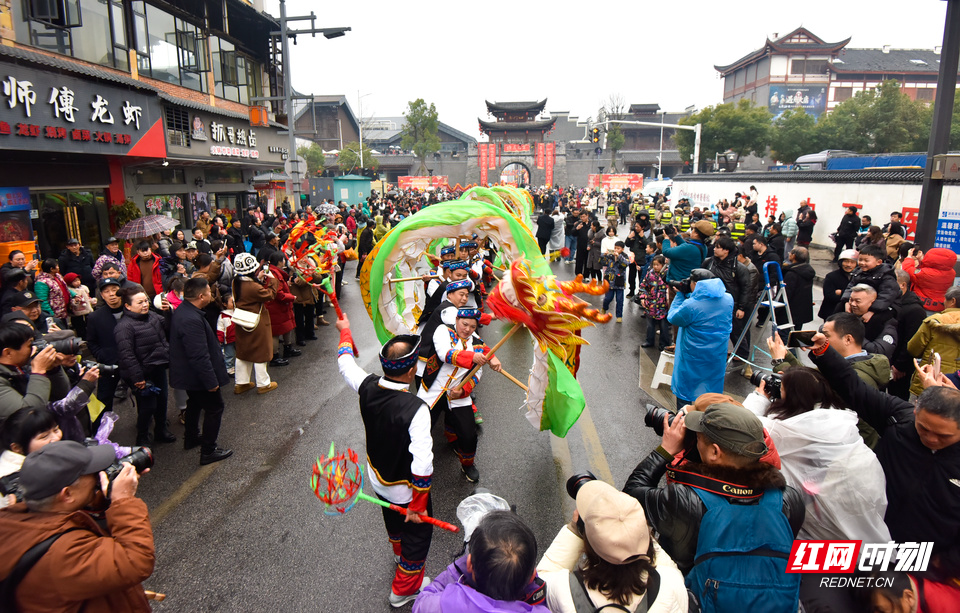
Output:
[253, 0, 350, 210]
[916, 0, 960, 248]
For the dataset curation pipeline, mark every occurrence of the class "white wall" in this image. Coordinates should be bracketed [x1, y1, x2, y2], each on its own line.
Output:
[672, 177, 960, 247]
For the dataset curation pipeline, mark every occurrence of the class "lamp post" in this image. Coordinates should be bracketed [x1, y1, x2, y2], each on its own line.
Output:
[358, 91, 371, 172]
[255, 0, 351, 210]
[657, 110, 665, 181]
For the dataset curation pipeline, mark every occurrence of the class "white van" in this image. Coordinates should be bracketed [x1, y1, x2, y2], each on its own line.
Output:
[640, 179, 673, 205]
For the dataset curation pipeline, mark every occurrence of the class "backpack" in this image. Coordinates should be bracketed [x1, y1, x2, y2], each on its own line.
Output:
[684, 488, 799, 613]
[568, 567, 659, 612]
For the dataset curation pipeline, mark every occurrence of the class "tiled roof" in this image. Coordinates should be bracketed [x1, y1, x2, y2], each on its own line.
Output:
[677, 169, 929, 184]
[715, 27, 850, 75]
[478, 117, 557, 132]
[832, 48, 945, 73]
[0, 45, 157, 92]
[486, 99, 547, 112]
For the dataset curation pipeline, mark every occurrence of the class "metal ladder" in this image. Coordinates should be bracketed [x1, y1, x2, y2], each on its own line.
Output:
[727, 261, 794, 368]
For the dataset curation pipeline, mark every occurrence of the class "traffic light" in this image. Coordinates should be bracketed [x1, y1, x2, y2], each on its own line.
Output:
[591, 128, 600, 144]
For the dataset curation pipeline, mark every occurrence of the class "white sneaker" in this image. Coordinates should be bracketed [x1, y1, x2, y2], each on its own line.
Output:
[389, 576, 431, 608]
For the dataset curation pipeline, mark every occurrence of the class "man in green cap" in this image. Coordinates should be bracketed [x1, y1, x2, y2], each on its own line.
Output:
[623, 401, 804, 609]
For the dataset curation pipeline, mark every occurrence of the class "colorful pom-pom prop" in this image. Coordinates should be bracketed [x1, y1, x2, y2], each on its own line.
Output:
[310, 442, 459, 533]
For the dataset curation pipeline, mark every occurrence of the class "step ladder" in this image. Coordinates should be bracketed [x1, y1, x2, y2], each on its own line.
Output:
[727, 261, 794, 368]
[648, 349, 675, 390]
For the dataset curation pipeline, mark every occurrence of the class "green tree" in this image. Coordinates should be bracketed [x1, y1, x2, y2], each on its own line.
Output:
[401, 99, 441, 176]
[769, 108, 818, 164]
[606, 123, 626, 172]
[816, 80, 925, 153]
[297, 142, 325, 175]
[676, 99, 771, 170]
[338, 141, 379, 174]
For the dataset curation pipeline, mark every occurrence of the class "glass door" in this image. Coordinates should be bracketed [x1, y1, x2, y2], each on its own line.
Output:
[35, 190, 108, 260]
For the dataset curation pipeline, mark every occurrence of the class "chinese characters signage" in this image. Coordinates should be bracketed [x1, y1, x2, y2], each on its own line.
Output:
[398, 176, 448, 190]
[0, 61, 162, 157]
[935, 209, 960, 255]
[787, 540, 932, 574]
[164, 109, 287, 163]
[145, 195, 184, 211]
[586, 174, 644, 191]
[0, 187, 31, 212]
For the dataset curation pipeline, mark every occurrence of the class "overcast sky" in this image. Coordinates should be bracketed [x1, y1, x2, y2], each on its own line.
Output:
[265, 0, 949, 140]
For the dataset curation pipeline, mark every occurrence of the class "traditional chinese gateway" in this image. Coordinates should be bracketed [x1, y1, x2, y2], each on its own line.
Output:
[0, 0, 292, 259]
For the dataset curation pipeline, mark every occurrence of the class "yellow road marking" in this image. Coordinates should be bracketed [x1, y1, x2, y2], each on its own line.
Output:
[578, 405, 614, 484]
[151, 464, 218, 525]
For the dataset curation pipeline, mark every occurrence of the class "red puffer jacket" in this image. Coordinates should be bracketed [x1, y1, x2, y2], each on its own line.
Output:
[902, 248, 957, 312]
[266, 264, 296, 336]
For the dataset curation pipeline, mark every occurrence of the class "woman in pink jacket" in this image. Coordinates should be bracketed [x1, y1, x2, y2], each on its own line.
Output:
[902, 247, 957, 312]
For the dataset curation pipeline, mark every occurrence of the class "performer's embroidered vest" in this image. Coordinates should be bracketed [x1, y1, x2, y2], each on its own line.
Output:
[358, 374, 424, 487]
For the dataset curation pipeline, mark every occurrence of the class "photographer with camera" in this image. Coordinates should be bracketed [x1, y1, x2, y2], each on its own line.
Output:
[741, 364, 889, 542]
[0, 440, 155, 611]
[537, 477, 688, 612]
[807, 331, 960, 580]
[667, 269, 733, 409]
[624, 402, 804, 611]
[0, 323, 71, 424]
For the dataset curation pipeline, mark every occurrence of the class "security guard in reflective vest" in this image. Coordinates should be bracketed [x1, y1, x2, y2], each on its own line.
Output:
[659, 206, 673, 226]
[730, 221, 746, 241]
[678, 214, 691, 232]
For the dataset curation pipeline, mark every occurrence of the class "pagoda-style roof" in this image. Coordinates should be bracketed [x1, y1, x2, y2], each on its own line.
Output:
[485, 99, 547, 113]
[715, 27, 851, 75]
[629, 103, 661, 115]
[478, 117, 557, 134]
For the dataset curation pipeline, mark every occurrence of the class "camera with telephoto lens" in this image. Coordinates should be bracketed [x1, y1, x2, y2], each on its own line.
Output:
[663, 224, 676, 235]
[644, 404, 679, 436]
[102, 447, 154, 482]
[81, 360, 119, 375]
[667, 277, 692, 295]
[32, 336, 83, 355]
[565, 471, 597, 500]
[749, 370, 783, 400]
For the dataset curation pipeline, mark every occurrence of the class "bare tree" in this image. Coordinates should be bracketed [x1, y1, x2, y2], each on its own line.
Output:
[599, 93, 628, 171]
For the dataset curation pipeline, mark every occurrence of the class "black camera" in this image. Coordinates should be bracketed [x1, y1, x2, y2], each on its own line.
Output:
[81, 360, 119, 375]
[33, 336, 83, 355]
[663, 224, 676, 235]
[668, 277, 692, 295]
[565, 471, 597, 500]
[749, 370, 783, 400]
[103, 447, 154, 482]
[644, 404, 679, 436]
[0, 472, 21, 502]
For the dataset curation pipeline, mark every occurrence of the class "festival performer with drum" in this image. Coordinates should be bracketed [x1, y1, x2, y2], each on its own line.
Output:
[335, 314, 435, 608]
[417, 307, 501, 484]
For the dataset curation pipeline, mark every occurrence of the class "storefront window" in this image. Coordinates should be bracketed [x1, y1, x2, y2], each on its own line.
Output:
[204, 168, 243, 184]
[135, 167, 186, 185]
[13, 0, 128, 70]
[34, 190, 109, 260]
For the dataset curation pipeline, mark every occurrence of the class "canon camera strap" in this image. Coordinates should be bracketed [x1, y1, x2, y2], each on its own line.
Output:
[665, 465, 763, 501]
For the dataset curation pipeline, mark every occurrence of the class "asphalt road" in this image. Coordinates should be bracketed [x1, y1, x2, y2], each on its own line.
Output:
[122, 223, 817, 611]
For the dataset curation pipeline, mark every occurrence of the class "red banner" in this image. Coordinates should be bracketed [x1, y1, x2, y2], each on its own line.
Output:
[397, 176, 449, 190]
[488, 142, 496, 169]
[586, 174, 644, 191]
[503, 143, 530, 153]
[479, 144, 489, 185]
[545, 143, 555, 186]
[535, 142, 545, 169]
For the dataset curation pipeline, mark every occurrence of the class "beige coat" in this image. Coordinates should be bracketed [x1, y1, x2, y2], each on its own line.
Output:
[233, 276, 278, 363]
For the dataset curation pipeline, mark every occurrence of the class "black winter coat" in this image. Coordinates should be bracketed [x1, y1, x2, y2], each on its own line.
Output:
[811, 346, 960, 572]
[892, 291, 928, 371]
[818, 268, 851, 320]
[840, 263, 901, 313]
[86, 304, 123, 366]
[58, 248, 96, 292]
[796, 210, 817, 244]
[782, 261, 816, 326]
[767, 233, 786, 257]
[226, 227, 246, 254]
[114, 309, 169, 384]
[248, 224, 266, 249]
[623, 450, 805, 573]
[535, 214, 554, 241]
[836, 212, 861, 238]
[702, 255, 751, 311]
[169, 301, 229, 391]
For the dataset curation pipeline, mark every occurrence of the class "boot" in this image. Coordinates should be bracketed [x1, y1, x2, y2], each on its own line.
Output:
[269, 354, 289, 367]
[283, 344, 302, 358]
